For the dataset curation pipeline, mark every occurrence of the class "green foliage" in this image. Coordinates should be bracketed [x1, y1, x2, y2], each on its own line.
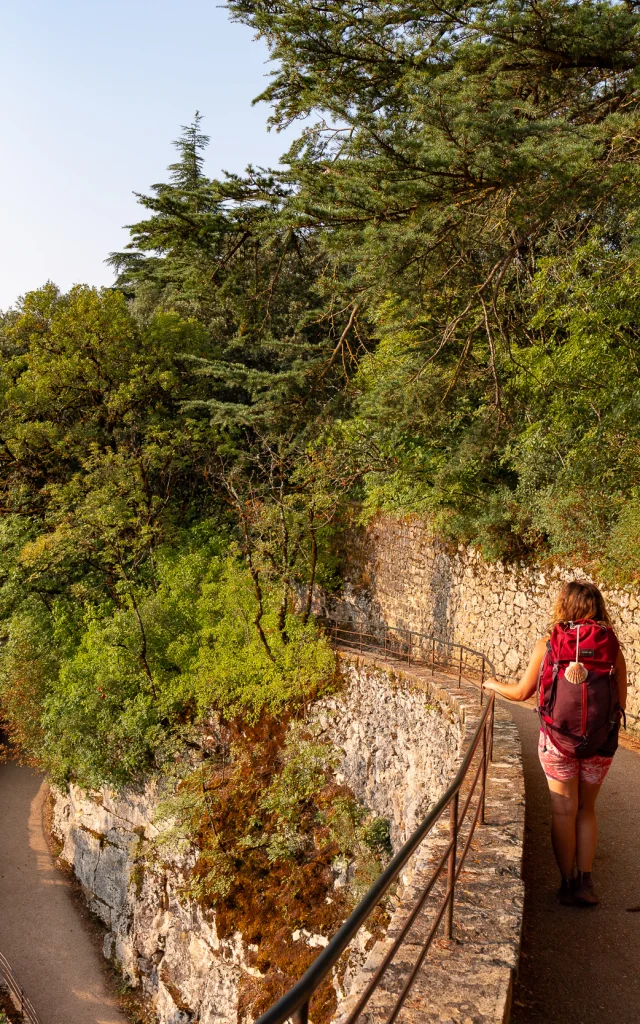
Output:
[362, 817, 392, 859]
[259, 724, 340, 861]
[0, 283, 213, 600]
[108, 117, 359, 438]
[189, 556, 337, 723]
[346, 230, 640, 570]
[509, 235, 640, 567]
[151, 718, 390, 910]
[2, 529, 335, 787]
[0, 229, 339, 783]
[4, 0, 640, 803]
[224, 0, 640, 576]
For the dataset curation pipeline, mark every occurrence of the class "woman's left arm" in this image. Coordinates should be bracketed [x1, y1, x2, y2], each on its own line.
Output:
[483, 637, 548, 703]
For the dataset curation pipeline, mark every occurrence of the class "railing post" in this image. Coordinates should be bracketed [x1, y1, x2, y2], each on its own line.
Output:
[293, 1001, 309, 1024]
[481, 718, 488, 826]
[445, 791, 459, 940]
[458, 647, 463, 687]
[480, 656, 485, 706]
[408, 629, 412, 666]
[384, 627, 388, 657]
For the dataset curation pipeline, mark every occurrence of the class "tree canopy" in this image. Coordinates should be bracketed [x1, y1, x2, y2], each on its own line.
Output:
[224, 0, 640, 570]
[2, 1, 640, 788]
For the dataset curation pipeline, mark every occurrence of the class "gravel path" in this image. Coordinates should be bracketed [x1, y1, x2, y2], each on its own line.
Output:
[508, 702, 640, 1024]
[0, 760, 127, 1024]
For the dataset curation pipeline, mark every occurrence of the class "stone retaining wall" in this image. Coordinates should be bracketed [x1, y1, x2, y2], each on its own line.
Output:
[315, 661, 463, 849]
[314, 517, 640, 727]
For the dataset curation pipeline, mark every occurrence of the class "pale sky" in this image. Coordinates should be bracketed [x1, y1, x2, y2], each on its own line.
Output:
[0, 1, 298, 310]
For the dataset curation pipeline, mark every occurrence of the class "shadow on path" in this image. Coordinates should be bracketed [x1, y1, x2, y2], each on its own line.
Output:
[0, 760, 127, 1024]
[508, 703, 640, 1024]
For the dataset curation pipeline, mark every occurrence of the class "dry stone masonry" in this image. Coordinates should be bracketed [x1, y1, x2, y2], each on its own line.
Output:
[315, 517, 640, 728]
[50, 660, 465, 1024]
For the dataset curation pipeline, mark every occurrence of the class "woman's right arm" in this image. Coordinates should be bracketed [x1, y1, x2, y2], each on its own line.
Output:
[483, 637, 548, 702]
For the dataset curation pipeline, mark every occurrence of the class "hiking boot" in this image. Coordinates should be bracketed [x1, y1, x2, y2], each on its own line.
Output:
[574, 871, 599, 906]
[557, 878, 575, 906]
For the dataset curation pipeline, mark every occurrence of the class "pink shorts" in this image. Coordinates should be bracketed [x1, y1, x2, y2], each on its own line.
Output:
[538, 732, 613, 785]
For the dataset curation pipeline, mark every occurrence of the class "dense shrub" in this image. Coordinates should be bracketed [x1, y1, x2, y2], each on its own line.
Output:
[0, 527, 335, 787]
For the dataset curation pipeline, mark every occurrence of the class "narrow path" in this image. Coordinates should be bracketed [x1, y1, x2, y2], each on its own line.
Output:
[0, 760, 128, 1024]
[507, 702, 640, 1024]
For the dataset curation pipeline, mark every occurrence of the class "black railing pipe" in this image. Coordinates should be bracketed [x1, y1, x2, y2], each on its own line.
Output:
[0, 951, 42, 1024]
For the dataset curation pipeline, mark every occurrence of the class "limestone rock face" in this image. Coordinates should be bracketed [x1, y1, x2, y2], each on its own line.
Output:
[314, 662, 462, 848]
[52, 663, 462, 1024]
[52, 781, 248, 1024]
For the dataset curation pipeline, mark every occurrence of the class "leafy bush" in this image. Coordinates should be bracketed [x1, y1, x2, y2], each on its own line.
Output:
[0, 525, 336, 787]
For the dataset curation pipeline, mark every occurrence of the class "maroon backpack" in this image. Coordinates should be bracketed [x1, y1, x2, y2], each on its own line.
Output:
[537, 619, 623, 758]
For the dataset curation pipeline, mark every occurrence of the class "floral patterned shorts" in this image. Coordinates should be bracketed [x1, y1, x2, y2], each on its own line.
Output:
[538, 732, 613, 785]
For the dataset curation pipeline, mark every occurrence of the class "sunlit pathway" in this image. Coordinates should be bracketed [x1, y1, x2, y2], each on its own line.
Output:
[0, 760, 127, 1024]
[508, 703, 640, 1024]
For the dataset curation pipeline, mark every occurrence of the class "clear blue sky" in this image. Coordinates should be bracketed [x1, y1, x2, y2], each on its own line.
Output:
[0, 1, 298, 310]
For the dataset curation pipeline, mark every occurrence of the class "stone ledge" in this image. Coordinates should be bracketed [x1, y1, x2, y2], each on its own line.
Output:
[334, 654, 525, 1024]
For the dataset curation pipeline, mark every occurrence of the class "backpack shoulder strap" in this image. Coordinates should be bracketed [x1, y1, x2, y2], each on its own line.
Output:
[536, 639, 552, 710]
[536, 639, 553, 750]
[607, 626, 621, 664]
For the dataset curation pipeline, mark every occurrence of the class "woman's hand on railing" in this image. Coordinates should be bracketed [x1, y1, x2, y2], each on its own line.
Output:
[482, 677, 501, 693]
[482, 677, 519, 699]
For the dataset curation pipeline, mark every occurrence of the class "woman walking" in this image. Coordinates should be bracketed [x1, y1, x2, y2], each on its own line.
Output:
[484, 581, 626, 906]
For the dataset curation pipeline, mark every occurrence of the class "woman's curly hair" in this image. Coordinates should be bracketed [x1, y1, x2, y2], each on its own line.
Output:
[552, 580, 613, 629]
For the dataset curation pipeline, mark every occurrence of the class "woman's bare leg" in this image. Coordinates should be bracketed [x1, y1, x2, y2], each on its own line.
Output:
[576, 780, 602, 872]
[547, 775, 579, 878]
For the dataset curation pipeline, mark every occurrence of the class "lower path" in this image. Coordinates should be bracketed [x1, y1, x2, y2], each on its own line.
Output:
[0, 760, 128, 1024]
[507, 701, 640, 1024]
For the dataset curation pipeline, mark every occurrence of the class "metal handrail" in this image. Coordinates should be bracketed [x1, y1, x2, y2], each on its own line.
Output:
[323, 618, 496, 701]
[256, 619, 496, 1024]
[0, 952, 42, 1024]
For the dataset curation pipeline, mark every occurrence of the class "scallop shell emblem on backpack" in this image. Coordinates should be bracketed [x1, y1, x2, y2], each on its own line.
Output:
[565, 661, 588, 685]
[564, 622, 588, 684]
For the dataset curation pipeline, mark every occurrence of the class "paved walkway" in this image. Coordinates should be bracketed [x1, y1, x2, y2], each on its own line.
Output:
[0, 760, 127, 1024]
[507, 701, 640, 1024]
